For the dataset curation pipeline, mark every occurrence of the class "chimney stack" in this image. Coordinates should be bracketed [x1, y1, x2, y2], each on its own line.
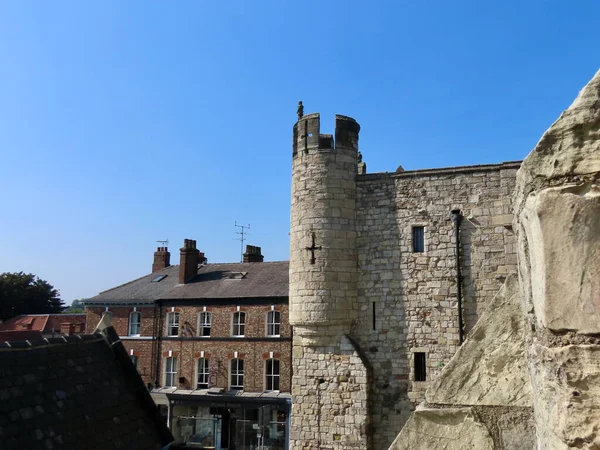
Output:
[243, 245, 264, 263]
[152, 246, 171, 273]
[179, 239, 201, 284]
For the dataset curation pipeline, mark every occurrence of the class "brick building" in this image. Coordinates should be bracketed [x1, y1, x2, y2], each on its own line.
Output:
[84, 241, 290, 450]
[0, 313, 86, 341]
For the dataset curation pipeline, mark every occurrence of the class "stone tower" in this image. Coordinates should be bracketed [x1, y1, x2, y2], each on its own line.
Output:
[290, 112, 371, 449]
[290, 113, 360, 344]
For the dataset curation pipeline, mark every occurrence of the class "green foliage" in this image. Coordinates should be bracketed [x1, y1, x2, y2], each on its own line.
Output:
[0, 272, 65, 320]
[63, 299, 85, 314]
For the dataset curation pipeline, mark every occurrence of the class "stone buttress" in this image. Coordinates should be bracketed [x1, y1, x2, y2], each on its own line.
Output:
[290, 112, 372, 449]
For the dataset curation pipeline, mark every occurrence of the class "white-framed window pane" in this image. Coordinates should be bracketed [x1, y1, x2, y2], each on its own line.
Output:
[230, 358, 244, 390]
[129, 312, 141, 336]
[197, 358, 209, 389]
[165, 356, 177, 387]
[199, 312, 211, 337]
[267, 311, 281, 336]
[266, 359, 280, 391]
[232, 312, 245, 337]
[130, 355, 138, 369]
[167, 312, 180, 336]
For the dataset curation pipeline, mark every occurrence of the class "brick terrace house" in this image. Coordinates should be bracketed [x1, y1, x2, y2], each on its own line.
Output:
[83, 240, 291, 450]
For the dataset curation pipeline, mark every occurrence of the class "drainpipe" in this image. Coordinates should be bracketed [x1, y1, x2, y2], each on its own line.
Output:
[155, 300, 163, 388]
[450, 209, 464, 344]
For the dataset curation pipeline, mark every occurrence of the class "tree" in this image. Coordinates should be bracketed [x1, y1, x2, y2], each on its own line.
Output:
[63, 299, 85, 314]
[0, 272, 65, 321]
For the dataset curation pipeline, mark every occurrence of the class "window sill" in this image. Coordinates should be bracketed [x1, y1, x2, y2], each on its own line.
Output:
[266, 335, 281, 338]
[231, 335, 245, 338]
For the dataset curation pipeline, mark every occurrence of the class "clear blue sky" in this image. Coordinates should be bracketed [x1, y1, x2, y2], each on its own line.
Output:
[0, 1, 598, 303]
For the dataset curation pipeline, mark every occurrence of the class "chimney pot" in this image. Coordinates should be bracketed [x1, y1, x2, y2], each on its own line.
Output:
[180, 238, 202, 283]
[243, 245, 264, 263]
[152, 245, 171, 273]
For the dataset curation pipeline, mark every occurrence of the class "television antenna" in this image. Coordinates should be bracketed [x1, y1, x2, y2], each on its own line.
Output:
[234, 222, 250, 262]
[156, 239, 169, 247]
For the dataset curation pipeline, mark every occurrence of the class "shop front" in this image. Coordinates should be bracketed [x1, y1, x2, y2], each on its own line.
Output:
[166, 391, 291, 450]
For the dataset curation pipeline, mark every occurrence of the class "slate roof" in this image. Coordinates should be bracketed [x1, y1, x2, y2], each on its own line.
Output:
[0, 328, 173, 449]
[86, 261, 289, 304]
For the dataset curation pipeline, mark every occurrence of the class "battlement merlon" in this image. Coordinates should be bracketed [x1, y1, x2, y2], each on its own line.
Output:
[293, 113, 360, 157]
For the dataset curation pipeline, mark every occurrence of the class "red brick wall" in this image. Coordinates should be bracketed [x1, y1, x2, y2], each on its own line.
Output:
[85, 303, 291, 392]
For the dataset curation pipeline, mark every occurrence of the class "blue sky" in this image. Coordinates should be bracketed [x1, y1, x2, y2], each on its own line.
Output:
[0, 1, 598, 303]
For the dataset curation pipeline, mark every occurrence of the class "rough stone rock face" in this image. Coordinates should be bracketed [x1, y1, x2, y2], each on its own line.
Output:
[390, 408, 495, 450]
[520, 185, 600, 333]
[515, 69, 600, 448]
[426, 274, 531, 407]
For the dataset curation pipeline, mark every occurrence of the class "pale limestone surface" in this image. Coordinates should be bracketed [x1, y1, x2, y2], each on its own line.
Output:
[520, 184, 600, 333]
[514, 69, 600, 449]
[426, 274, 531, 407]
[514, 69, 600, 202]
[528, 344, 600, 449]
[389, 408, 494, 450]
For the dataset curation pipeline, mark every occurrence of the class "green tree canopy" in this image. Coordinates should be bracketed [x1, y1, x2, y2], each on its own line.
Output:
[0, 272, 65, 320]
[63, 299, 85, 314]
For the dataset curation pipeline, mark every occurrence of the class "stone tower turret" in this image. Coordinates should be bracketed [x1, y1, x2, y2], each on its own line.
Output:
[290, 112, 360, 346]
[289, 110, 370, 450]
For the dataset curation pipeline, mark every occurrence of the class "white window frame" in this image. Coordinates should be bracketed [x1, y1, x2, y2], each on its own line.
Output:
[198, 312, 211, 337]
[129, 311, 141, 336]
[166, 312, 180, 337]
[266, 310, 281, 337]
[265, 358, 280, 392]
[230, 358, 244, 390]
[197, 357, 209, 389]
[232, 311, 246, 337]
[164, 356, 178, 387]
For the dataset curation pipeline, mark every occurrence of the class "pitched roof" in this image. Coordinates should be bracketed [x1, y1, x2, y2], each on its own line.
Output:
[85, 265, 182, 304]
[165, 261, 289, 299]
[85, 261, 289, 304]
[0, 329, 174, 449]
[0, 315, 49, 332]
[45, 314, 87, 333]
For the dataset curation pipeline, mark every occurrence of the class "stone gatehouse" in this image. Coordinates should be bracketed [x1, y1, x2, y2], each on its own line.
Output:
[289, 111, 520, 449]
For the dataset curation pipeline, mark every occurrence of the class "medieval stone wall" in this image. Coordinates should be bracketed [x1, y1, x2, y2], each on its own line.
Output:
[290, 336, 370, 450]
[351, 162, 520, 449]
[289, 110, 521, 450]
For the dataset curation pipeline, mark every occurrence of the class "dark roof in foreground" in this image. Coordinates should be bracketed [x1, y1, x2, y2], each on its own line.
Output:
[86, 261, 289, 304]
[0, 325, 173, 450]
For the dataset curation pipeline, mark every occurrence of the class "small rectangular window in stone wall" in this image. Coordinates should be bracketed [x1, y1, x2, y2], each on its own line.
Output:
[412, 226, 425, 253]
[414, 352, 427, 381]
